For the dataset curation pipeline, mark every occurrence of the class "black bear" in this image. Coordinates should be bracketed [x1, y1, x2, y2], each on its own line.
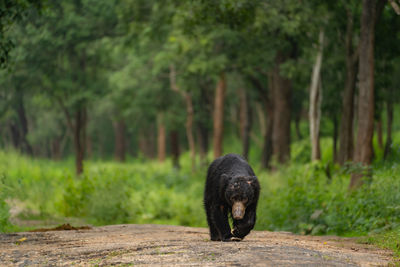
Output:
[204, 153, 260, 241]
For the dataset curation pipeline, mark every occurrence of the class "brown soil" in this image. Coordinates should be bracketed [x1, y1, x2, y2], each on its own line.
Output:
[0, 224, 395, 266]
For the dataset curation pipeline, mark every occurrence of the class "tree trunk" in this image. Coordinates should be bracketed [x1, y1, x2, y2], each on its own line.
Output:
[338, 9, 358, 165]
[15, 90, 33, 155]
[157, 113, 166, 163]
[113, 119, 126, 162]
[213, 72, 226, 159]
[239, 88, 252, 160]
[309, 30, 324, 161]
[350, 0, 377, 189]
[170, 130, 180, 169]
[384, 97, 393, 159]
[9, 122, 21, 150]
[272, 53, 291, 164]
[73, 106, 87, 175]
[169, 64, 196, 170]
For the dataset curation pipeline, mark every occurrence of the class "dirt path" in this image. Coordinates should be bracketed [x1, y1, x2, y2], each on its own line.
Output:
[0, 224, 395, 266]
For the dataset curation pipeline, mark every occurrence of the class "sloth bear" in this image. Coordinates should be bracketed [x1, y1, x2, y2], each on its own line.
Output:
[204, 153, 260, 241]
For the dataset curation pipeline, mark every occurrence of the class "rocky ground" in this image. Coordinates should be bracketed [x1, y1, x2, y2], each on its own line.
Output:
[0, 224, 396, 266]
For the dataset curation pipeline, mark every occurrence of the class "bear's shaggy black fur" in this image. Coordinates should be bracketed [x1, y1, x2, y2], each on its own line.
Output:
[204, 153, 260, 241]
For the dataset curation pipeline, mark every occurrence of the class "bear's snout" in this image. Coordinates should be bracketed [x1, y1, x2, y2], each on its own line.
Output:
[232, 202, 245, 219]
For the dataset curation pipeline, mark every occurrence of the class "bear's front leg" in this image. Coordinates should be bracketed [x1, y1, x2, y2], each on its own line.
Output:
[211, 205, 234, 241]
[232, 209, 256, 239]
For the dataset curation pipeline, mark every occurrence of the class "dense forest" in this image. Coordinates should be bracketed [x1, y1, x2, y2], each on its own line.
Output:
[1, 0, 400, 253]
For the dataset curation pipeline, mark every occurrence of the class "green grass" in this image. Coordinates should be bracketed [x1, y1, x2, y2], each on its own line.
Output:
[359, 228, 400, 258]
[0, 150, 208, 229]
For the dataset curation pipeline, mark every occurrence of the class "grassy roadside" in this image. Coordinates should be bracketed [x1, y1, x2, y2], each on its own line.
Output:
[358, 228, 400, 259]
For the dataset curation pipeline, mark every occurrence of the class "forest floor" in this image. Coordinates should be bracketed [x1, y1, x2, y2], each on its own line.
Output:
[0, 223, 396, 266]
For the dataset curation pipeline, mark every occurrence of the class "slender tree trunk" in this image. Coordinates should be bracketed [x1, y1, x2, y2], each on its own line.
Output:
[169, 65, 196, 170]
[309, 30, 324, 161]
[9, 122, 20, 150]
[73, 106, 87, 175]
[350, 0, 377, 189]
[15, 90, 33, 155]
[213, 72, 226, 159]
[384, 98, 393, 159]
[157, 113, 166, 163]
[170, 130, 180, 169]
[113, 119, 126, 162]
[239, 88, 252, 160]
[272, 53, 291, 164]
[338, 9, 358, 165]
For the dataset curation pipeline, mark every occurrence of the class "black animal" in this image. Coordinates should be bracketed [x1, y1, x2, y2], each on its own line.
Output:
[204, 153, 260, 241]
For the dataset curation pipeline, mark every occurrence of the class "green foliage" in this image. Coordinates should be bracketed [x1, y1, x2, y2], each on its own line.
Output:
[0, 151, 207, 228]
[257, 162, 400, 236]
[0, 0, 44, 67]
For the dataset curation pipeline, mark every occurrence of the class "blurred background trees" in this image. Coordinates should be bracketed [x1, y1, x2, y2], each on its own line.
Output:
[1, 0, 399, 187]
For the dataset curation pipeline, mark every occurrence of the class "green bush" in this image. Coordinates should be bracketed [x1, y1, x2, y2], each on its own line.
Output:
[256, 161, 400, 235]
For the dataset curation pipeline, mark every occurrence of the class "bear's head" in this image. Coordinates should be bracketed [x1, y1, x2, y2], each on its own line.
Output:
[221, 174, 257, 220]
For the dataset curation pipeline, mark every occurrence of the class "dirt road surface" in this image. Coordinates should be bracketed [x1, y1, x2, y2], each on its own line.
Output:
[0, 224, 395, 266]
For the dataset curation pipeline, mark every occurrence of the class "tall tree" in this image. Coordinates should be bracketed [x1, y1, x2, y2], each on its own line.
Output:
[271, 53, 292, 164]
[213, 72, 226, 158]
[350, 0, 379, 189]
[309, 30, 324, 161]
[17, 0, 120, 174]
[338, 7, 359, 165]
